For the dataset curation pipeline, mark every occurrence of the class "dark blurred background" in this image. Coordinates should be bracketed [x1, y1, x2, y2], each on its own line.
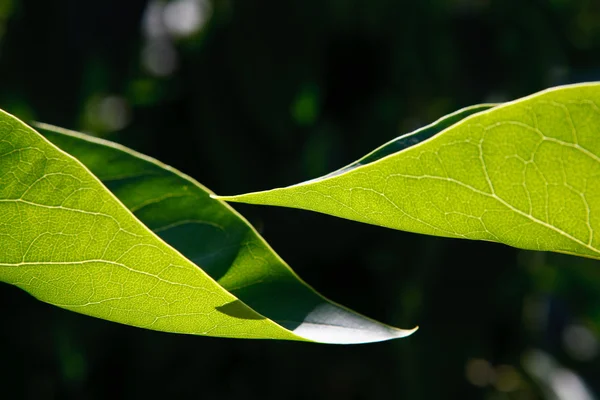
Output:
[1, 0, 600, 399]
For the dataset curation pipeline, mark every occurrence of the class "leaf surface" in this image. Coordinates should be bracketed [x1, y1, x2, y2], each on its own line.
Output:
[216, 83, 600, 260]
[323, 103, 496, 178]
[0, 111, 417, 343]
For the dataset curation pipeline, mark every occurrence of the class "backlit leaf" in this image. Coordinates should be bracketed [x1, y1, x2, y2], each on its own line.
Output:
[0, 112, 417, 344]
[216, 83, 600, 260]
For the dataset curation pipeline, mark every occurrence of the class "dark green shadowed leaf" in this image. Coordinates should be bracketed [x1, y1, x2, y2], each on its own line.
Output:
[215, 83, 600, 260]
[323, 104, 496, 179]
[17, 121, 416, 343]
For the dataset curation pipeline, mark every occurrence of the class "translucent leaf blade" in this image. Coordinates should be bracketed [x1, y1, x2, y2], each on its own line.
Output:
[2, 119, 415, 343]
[216, 83, 600, 260]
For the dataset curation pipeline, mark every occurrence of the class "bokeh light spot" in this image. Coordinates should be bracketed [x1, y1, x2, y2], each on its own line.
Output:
[142, 39, 179, 77]
[164, 0, 211, 38]
[563, 324, 599, 362]
[465, 358, 495, 387]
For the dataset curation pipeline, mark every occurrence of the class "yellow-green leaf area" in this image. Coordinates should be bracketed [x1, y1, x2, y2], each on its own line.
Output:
[216, 83, 600, 259]
[0, 113, 299, 339]
[0, 110, 416, 344]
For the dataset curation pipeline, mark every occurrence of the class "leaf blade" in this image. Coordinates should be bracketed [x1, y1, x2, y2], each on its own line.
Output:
[215, 83, 600, 260]
[7, 119, 416, 343]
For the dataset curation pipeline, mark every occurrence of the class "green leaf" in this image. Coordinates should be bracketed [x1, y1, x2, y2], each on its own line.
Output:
[323, 103, 496, 178]
[215, 83, 600, 260]
[0, 111, 417, 344]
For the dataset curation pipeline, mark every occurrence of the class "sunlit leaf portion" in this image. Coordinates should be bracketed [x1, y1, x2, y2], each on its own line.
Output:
[216, 83, 600, 260]
[0, 111, 417, 344]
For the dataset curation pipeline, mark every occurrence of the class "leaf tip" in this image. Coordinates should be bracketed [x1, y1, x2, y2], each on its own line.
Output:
[209, 193, 231, 201]
[290, 302, 420, 344]
[210, 193, 242, 203]
[396, 325, 419, 339]
[408, 325, 419, 335]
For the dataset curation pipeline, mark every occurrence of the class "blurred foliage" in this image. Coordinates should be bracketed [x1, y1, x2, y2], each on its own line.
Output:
[0, 0, 599, 399]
